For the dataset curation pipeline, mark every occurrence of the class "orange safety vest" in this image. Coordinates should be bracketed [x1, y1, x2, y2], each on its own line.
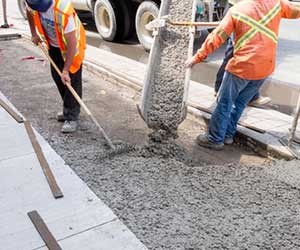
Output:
[193, 0, 300, 80]
[33, 0, 86, 73]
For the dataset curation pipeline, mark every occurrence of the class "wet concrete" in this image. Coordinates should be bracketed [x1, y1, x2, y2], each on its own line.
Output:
[3, 38, 300, 250]
[139, 0, 195, 136]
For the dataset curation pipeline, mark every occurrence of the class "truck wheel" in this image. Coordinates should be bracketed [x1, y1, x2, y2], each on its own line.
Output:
[18, 0, 27, 20]
[135, 1, 159, 51]
[119, 1, 135, 40]
[94, 0, 123, 41]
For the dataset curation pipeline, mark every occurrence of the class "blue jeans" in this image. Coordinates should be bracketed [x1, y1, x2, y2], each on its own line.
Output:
[208, 72, 266, 143]
[214, 37, 259, 101]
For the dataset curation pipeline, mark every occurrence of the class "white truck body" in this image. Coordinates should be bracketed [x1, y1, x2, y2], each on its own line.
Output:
[71, 0, 92, 11]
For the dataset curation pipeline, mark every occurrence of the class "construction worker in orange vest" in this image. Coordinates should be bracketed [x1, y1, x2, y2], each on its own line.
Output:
[26, 0, 86, 133]
[186, 0, 300, 150]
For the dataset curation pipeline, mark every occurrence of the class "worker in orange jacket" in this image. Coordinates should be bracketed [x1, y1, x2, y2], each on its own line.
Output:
[186, 0, 300, 150]
[26, 0, 86, 133]
[214, 0, 272, 107]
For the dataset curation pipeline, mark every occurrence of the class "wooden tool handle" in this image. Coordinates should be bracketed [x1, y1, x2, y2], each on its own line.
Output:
[170, 21, 220, 27]
[38, 43, 92, 116]
[38, 43, 116, 150]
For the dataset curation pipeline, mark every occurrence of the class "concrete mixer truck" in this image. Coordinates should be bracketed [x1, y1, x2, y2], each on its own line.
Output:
[18, 0, 224, 51]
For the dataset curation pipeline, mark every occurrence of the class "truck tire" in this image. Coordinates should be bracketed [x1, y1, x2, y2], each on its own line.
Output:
[135, 1, 159, 51]
[18, 0, 27, 20]
[119, 1, 135, 40]
[94, 0, 123, 41]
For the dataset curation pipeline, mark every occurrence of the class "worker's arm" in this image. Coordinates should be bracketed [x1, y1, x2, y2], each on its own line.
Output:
[26, 8, 41, 45]
[61, 30, 77, 84]
[61, 15, 77, 85]
[185, 9, 234, 68]
[280, 0, 300, 18]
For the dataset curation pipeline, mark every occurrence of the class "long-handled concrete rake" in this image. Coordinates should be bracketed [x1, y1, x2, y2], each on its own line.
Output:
[145, 15, 220, 31]
[38, 43, 118, 152]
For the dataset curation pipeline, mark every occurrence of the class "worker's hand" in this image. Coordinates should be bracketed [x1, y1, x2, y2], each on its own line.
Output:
[185, 57, 195, 68]
[61, 70, 71, 85]
[31, 35, 41, 46]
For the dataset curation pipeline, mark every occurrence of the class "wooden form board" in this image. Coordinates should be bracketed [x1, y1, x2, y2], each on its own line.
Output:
[0, 97, 24, 123]
[24, 121, 63, 199]
[28, 210, 62, 250]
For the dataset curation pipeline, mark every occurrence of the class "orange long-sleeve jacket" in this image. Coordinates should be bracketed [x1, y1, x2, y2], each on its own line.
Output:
[193, 0, 300, 80]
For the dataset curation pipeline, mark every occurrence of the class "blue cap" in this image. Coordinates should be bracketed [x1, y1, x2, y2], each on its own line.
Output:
[26, 0, 53, 12]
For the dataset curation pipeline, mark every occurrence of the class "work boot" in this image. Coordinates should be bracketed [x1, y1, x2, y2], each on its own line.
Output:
[196, 134, 224, 150]
[61, 120, 78, 133]
[0, 23, 9, 28]
[249, 96, 271, 107]
[224, 137, 234, 145]
[56, 111, 65, 122]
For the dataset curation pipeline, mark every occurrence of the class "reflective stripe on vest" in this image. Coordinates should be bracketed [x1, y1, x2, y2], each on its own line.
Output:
[73, 15, 82, 57]
[54, 0, 80, 57]
[232, 1, 281, 51]
[55, 0, 68, 51]
[216, 28, 229, 41]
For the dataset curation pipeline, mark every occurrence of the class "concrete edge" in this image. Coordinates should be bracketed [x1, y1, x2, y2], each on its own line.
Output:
[16, 33, 295, 160]
[84, 61, 142, 93]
